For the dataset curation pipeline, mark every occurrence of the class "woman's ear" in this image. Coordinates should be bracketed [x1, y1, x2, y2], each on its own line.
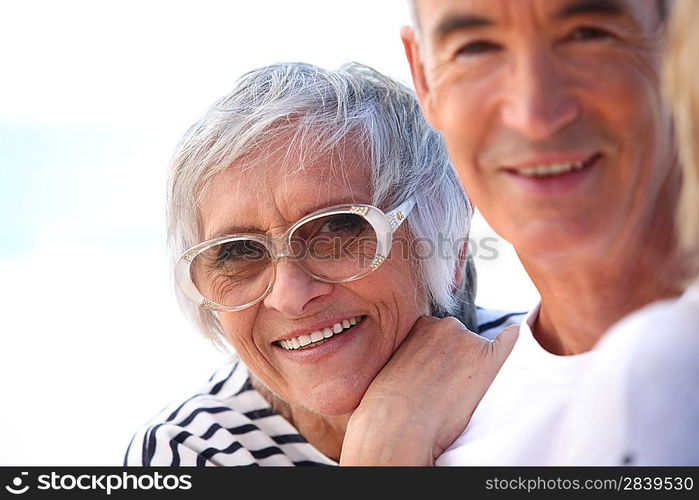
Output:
[448, 243, 479, 332]
[453, 241, 469, 287]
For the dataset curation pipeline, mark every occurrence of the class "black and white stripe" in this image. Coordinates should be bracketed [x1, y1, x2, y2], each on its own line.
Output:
[125, 307, 525, 467]
[125, 361, 334, 466]
[476, 306, 527, 340]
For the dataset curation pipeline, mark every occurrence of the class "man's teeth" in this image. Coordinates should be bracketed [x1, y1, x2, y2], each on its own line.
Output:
[279, 316, 362, 350]
[519, 161, 585, 177]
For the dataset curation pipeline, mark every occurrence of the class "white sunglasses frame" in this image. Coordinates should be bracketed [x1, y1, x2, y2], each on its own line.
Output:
[174, 196, 416, 312]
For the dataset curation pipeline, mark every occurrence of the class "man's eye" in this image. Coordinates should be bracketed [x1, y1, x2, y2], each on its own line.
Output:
[568, 26, 613, 42]
[456, 40, 501, 57]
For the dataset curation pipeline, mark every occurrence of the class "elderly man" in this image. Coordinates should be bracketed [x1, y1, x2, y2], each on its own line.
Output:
[380, 0, 683, 465]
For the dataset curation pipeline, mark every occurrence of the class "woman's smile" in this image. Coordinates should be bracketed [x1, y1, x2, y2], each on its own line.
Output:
[271, 315, 369, 365]
[274, 315, 366, 351]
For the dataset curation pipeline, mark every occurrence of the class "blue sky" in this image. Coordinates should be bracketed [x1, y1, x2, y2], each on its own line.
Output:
[0, 122, 164, 259]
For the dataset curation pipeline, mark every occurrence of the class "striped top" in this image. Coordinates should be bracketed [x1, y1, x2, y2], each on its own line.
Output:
[125, 307, 525, 467]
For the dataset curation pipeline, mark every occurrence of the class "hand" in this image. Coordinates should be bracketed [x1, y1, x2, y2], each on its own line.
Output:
[339, 317, 518, 465]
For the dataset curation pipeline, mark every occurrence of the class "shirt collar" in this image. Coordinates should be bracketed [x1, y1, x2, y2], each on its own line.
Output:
[514, 301, 595, 382]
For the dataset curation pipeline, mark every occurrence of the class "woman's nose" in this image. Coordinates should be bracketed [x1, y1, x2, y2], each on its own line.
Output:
[262, 259, 334, 317]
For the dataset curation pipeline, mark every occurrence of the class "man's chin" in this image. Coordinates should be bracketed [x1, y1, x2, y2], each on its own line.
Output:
[505, 220, 608, 262]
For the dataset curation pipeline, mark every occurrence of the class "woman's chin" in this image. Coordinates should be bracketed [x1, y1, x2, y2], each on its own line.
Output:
[294, 383, 368, 417]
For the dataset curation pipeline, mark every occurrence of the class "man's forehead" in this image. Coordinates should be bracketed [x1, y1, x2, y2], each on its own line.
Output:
[414, 0, 659, 33]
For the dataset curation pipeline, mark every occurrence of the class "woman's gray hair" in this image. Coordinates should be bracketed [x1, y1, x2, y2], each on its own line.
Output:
[167, 62, 475, 345]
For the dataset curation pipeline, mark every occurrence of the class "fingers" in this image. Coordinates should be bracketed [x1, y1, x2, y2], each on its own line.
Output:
[412, 315, 483, 342]
[490, 324, 520, 361]
[415, 315, 467, 330]
[415, 315, 441, 325]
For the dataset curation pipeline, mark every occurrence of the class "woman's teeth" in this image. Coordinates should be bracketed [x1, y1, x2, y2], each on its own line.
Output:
[278, 316, 363, 350]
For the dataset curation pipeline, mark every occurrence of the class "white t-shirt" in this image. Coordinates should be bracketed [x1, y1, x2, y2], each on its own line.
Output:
[547, 282, 699, 465]
[436, 304, 596, 465]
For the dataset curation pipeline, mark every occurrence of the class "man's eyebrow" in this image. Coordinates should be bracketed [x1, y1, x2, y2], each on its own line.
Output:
[429, 0, 628, 41]
[554, 0, 628, 19]
[431, 13, 494, 41]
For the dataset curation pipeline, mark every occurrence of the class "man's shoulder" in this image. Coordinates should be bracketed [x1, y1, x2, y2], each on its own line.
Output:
[597, 284, 699, 364]
[475, 306, 528, 340]
[599, 285, 699, 383]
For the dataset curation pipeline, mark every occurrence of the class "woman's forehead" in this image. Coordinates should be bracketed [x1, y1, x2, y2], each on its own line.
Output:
[213, 149, 372, 202]
[199, 154, 373, 239]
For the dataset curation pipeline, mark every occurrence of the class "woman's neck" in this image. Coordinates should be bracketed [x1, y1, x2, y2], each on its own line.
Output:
[250, 375, 349, 462]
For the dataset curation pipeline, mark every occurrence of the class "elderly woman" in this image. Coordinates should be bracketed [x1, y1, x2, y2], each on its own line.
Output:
[548, 0, 699, 465]
[125, 62, 520, 466]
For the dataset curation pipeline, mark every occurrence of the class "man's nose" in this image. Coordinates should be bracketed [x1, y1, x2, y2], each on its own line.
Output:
[500, 48, 581, 141]
[263, 259, 334, 317]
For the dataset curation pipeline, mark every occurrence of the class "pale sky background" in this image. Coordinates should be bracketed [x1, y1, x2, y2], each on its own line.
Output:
[0, 0, 538, 465]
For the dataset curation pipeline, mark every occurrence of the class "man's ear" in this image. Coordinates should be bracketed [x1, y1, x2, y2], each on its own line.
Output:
[400, 25, 440, 129]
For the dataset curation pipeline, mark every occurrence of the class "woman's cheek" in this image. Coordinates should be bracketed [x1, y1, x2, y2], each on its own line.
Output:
[220, 311, 258, 355]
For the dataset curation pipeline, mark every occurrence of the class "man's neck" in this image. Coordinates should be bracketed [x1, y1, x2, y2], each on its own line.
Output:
[521, 188, 685, 356]
[531, 264, 682, 355]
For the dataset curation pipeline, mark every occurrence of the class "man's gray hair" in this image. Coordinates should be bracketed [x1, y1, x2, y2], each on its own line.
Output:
[167, 62, 475, 345]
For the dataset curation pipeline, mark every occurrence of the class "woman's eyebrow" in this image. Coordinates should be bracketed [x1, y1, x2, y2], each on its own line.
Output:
[207, 223, 263, 239]
[290, 196, 366, 219]
[206, 196, 367, 239]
